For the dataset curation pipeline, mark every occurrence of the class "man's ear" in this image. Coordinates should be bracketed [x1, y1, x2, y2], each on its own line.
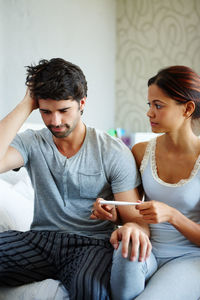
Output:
[80, 97, 86, 111]
[184, 101, 195, 118]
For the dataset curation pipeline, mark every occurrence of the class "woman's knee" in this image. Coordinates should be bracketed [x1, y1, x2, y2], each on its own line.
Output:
[136, 255, 200, 300]
[110, 243, 152, 300]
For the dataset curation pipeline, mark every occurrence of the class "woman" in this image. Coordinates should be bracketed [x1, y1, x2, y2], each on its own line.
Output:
[94, 66, 200, 300]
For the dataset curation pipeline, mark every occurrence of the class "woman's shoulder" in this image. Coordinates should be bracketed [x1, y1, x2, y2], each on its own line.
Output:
[131, 141, 149, 168]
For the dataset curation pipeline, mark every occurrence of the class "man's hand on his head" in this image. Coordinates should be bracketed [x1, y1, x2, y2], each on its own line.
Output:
[23, 88, 39, 111]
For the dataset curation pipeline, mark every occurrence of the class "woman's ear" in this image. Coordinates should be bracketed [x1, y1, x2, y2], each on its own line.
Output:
[184, 101, 195, 118]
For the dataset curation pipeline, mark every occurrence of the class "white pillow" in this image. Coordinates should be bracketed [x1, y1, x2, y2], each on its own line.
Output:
[0, 168, 34, 201]
[13, 177, 34, 201]
[0, 179, 33, 231]
[0, 168, 29, 185]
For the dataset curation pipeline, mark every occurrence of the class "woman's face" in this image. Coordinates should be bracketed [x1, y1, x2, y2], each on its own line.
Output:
[147, 84, 186, 133]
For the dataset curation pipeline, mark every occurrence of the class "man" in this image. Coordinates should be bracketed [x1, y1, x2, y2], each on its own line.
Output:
[0, 58, 150, 300]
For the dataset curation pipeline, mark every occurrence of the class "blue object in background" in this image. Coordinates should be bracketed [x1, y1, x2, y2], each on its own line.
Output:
[108, 128, 131, 148]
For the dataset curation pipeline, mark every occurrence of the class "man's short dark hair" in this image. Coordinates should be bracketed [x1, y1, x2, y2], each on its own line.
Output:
[25, 58, 88, 102]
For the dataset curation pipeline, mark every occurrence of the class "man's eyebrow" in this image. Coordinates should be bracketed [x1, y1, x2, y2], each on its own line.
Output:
[39, 108, 50, 112]
[39, 107, 70, 112]
[59, 107, 70, 111]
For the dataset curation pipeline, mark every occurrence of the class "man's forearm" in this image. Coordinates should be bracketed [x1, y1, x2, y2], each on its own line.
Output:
[118, 212, 150, 236]
[0, 93, 34, 161]
[132, 220, 150, 237]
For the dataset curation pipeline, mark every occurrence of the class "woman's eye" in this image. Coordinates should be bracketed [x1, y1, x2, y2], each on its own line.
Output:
[155, 104, 162, 109]
[147, 102, 162, 109]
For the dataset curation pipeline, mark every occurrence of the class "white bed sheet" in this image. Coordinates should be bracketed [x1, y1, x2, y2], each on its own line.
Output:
[0, 279, 69, 300]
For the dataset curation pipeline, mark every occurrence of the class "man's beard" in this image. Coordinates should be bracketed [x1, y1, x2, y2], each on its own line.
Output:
[47, 124, 74, 138]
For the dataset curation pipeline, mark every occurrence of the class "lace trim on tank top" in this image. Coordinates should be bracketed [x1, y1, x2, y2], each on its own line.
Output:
[140, 137, 200, 187]
[140, 138, 154, 175]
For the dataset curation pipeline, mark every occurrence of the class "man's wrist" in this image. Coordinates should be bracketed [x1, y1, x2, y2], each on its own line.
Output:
[114, 207, 122, 225]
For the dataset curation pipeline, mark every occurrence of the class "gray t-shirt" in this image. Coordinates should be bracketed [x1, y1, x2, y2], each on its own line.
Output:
[11, 126, 140, 239]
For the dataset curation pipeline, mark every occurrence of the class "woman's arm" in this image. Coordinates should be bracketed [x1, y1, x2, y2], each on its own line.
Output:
[136, 200, 200, 246]
[171, 209, 200, 246]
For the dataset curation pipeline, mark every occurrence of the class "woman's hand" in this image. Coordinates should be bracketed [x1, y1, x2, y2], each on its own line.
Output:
[110, 222, 152, 261]
[136, 200, 174, 224]
[90, 198, 118, 223]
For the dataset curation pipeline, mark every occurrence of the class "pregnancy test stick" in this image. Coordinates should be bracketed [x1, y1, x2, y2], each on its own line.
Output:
[99, 200, 142, 206]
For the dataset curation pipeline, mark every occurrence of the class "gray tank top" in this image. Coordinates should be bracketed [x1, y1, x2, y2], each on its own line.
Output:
[141, 137, 200, 258]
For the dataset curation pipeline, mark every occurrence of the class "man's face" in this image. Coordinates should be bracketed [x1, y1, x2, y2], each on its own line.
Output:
[38, 98, 85, 138]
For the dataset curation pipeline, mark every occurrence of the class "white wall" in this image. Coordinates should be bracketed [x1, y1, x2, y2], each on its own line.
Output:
[115, 0, 200, 133]
[0, 0, 116, 131]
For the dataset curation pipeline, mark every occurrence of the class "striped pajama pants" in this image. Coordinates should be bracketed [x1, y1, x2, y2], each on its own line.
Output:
[0, 230, 113, 300]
